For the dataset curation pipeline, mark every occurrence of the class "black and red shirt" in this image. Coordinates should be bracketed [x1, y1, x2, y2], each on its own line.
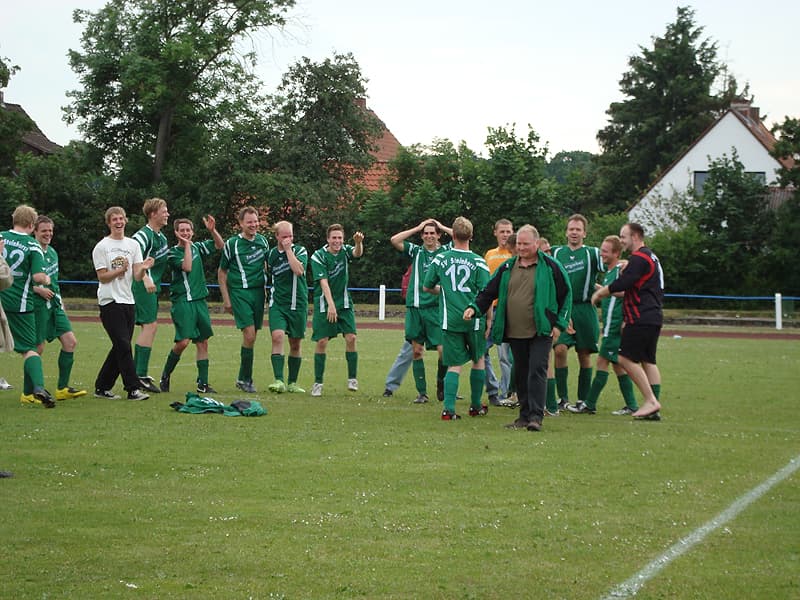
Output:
[608, 246, 663, 326]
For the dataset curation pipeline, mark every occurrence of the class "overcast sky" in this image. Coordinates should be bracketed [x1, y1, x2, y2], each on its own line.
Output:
[1, 0, 797, 157]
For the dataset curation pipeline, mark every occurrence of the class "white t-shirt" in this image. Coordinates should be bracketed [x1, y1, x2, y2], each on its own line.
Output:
[92, 236, 143, 306]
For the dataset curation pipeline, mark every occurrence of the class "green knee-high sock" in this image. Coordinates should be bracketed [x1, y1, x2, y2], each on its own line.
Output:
[508, 362, 516, 393]
[546, 378, 557, 412]
[163, 350, 181, 377]
[470, 369, 485, 409]
[618, 374, 637, 410]
[412, 358, 427, 394]
[345, 351, 358, 379]
[287, 356, 302, 384]
[314, 353, 326, 383]
[239, 347, 254, 382]
[135, 345, 152, 377]
[555, 366, 569, 400]
[650, 383, 661, 400]
[24, 355, 45, 392]
[271, 354, 285, 381]
[584, 370, 608, 410]
[197, 359, 209, 386]
[24, 367, 33, 395]
[443, 371, 459, 414]
[58, 350, 74, 389]
[578, 367, 593, 401]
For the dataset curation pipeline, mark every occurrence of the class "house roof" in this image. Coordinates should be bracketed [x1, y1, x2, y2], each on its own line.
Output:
[354, 98, 402, 192]
[634, 102, 793, 206]
[1, 97, 62, 155]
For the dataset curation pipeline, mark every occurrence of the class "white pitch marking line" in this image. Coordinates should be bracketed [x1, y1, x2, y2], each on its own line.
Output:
[602, 454, 800, 599]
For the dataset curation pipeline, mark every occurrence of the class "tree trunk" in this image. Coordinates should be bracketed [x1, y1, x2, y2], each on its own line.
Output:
[153, 106, 174, 183]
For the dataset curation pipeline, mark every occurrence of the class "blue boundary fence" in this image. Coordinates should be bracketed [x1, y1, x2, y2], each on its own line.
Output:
[59, 281, 798, 329]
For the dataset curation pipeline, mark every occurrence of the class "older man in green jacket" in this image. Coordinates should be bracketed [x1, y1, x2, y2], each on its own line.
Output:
[465, 225, 571, 431]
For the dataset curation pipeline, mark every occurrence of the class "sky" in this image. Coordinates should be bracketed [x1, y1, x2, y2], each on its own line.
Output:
[1, 0, 797, 157]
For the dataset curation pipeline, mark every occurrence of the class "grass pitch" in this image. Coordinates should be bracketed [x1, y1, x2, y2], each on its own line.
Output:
[1, 322, 798, 599]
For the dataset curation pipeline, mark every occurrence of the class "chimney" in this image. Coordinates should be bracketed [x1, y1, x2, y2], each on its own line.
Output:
[730, 99, 760, 123]
[354, 97, 367, 110]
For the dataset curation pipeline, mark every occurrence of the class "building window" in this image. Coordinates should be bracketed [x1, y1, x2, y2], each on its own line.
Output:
[693, 171, 709, 194]
[694, 171, 766, 195]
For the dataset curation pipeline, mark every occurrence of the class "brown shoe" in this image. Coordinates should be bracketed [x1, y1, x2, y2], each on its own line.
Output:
[504, 418, 528, 430]
[526, 420, 542, 432]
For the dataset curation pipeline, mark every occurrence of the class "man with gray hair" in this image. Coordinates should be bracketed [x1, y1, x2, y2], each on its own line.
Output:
[466, 225, 572, 431]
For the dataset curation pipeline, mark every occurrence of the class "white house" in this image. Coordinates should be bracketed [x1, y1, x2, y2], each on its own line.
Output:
[629, 101, 793, 232]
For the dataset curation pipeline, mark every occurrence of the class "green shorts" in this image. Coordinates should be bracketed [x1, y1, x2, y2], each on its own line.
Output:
[133, 282, 160, 325]
[269, 303, 308, 339]
[555, 302, 599, 353]
[6, 311, 38, 353]
[229, 287, 265, 330]
[405, 305, 442, 349]
[171, 299, 213, 342]
[34, 303, 73, 344]
[311, 307, 357, 341]
[598, 333, 621, 363]
[442, 327, 486, 367]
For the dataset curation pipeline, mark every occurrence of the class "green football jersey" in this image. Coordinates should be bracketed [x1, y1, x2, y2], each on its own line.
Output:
[219, 233, 269, 289]
[310, 244, 355, 312]
[268, 244, 309, 311]
[168, 240, 217, 302]
[551, 245, 606, 302]
[0, 229, 45, 313]
[402, 240, 451, 308]
[600, 264, 623, 337]
[33, 245, 62, 310]
[132, 225, 170, 285]
[423, 248, 490, 332]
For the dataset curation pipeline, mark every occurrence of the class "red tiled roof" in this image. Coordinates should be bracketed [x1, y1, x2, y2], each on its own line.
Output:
[354, 98, 402, 192]
[729, 104, 794, 171]
[1, 100, 62, 155]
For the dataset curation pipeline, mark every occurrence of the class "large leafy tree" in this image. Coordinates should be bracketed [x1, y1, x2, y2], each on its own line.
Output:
[196, 52, 382, 246]
[593, 6, 738, 212]
[65, 0, 295, 183]
[765, 117, 800, 294]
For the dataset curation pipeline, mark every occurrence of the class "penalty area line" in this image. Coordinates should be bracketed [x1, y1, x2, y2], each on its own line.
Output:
[602, 453, 800, 599]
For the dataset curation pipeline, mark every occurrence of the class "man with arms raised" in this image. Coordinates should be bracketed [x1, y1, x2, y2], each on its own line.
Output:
[592, 223, 663, 420]
[159, 216, 223, 394]
[390, 218, 453, 404]
[218, 206, 269, 393]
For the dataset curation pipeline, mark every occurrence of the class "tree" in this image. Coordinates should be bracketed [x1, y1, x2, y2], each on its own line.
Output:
[196, 52, 382, 247]
[9, 143, 116, 283]
[771, 117, 800, 188]
[765, 117, 800, 294]
[0, 55, 34, 178]
[66, 0, 296, 183]
[593, 6, 739, 212]
[652, 152, 773, 296]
